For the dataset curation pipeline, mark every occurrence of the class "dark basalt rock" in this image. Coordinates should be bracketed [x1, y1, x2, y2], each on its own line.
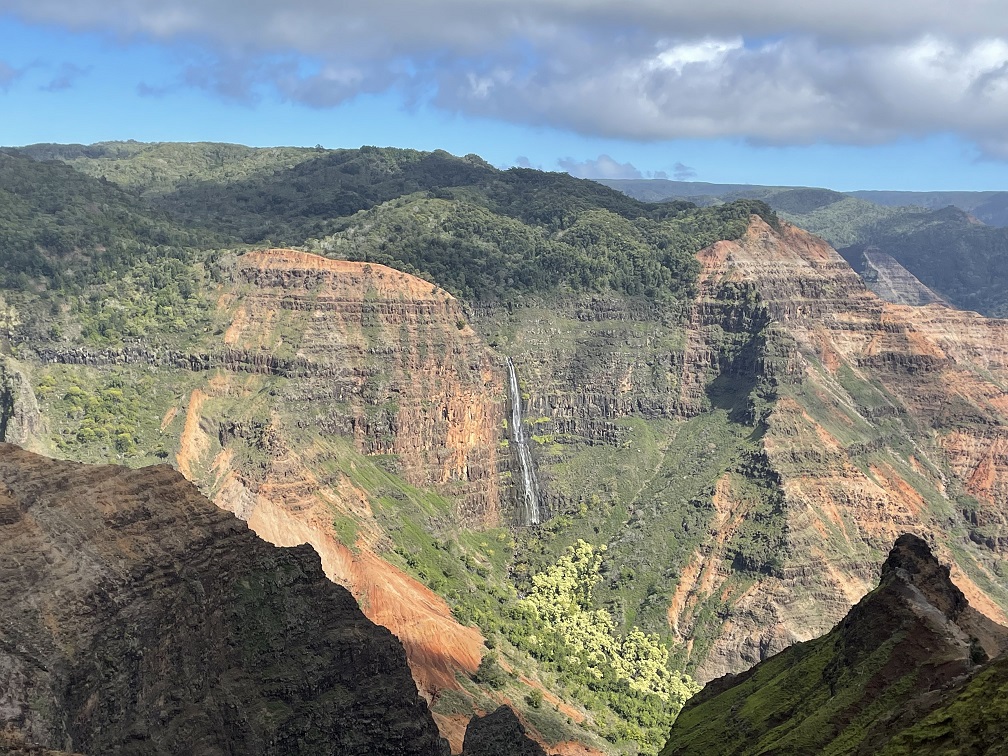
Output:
[462, 706, 546, 756]
[880, 532, 967, 619]
[0, 443, 448, 756]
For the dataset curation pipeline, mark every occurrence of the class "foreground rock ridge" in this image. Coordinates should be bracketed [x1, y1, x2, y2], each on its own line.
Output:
[661, 533, 1008, 755]
[461, 705, 546, 756]
[0, 443, 448, 755]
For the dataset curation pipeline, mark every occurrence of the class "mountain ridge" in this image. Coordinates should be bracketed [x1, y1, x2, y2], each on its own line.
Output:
[661, 533, 1008, 755]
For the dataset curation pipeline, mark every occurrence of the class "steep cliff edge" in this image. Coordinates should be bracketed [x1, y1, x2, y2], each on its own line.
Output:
[0, 442, 448, 755]
[660, 534, 1008, 755]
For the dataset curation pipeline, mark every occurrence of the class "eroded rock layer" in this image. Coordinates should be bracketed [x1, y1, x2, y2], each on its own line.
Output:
[859, 247, 949, 307]
[223, 250, 504, 523]
[689, 218, 1008, 679]
[0, 443, 448, 755]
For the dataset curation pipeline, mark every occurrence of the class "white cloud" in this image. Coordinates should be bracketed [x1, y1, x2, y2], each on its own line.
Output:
[4, 0, 1008, 156]
[653, 38, 741, 73]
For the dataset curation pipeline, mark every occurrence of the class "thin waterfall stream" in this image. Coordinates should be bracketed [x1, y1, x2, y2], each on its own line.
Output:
[506, 357, 542, 525]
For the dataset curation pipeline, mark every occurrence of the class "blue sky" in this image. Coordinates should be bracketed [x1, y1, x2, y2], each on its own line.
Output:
[2, 3, 1008, 191]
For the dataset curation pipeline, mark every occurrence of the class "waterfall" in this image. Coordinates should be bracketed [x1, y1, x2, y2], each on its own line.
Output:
[506, 357, 541, 526]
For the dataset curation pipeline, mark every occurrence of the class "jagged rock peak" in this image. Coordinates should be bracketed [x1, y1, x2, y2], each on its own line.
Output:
[880, 533, 967, 619]
[462, 706, 546, 756]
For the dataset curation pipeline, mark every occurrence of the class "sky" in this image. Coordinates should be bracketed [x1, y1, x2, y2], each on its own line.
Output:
[1, 1, 1007, 190]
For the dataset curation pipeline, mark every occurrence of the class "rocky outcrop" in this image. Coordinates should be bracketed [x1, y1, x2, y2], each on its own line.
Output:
[661, 534, 1008, 755]
[0, 443, 448, 755]
[462, 706, 546, 756]
[0, 357, 45, 452]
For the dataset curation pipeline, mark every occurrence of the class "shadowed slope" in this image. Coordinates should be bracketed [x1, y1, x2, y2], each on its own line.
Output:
[0, 443, 448, 756]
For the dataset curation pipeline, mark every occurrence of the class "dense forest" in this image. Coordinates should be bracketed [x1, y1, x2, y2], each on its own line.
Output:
[1, 143, 777, 308]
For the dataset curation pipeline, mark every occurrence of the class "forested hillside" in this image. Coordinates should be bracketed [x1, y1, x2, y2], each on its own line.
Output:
[2, 142, 774, 307]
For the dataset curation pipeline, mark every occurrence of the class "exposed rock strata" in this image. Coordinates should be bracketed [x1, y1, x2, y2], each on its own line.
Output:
[858, 247, 949, 307]
[690, 218, 1008, 680]
[9, 231, 1008, 712]
[222, 251, 505, 522]
[166, 251, 492, 702]
[0, 442, 448, 756]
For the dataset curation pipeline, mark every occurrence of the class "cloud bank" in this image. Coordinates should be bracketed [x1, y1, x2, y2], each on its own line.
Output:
[4, 0, 1008, 156]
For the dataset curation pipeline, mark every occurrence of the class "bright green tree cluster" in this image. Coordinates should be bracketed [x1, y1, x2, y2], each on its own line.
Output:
[516, 540, 697, 705]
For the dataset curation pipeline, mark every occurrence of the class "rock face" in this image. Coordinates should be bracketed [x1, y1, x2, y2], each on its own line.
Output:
[0, 443, 448, 756]
[461, 706, 546, 756]
[660, 534, 1008, 755]
[683, 217, 1008, 681]
[0, 357, 45, 452]
[221, 250, 505, 524]
[197, 251, 492, 701]
[858, 247, 949, 307]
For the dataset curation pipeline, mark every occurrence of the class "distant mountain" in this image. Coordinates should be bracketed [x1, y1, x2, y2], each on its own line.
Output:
[601, 179, 1008, 229]
[661, 534, 1008, 755]
[852, 189, 1008, 228]
[602, 178, 1008, 317]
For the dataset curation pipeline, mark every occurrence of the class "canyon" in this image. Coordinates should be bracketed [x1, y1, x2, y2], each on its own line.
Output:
[2, 144, 1007, 753]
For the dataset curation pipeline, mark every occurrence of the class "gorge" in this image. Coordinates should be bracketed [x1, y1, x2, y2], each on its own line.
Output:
[1, 143, 1007, 753]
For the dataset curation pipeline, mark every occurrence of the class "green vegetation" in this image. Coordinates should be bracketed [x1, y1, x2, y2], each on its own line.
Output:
[17, 141, 317, 196]
[880, 655, 1008, 755]
[0, 141, 803, 754]
[0, 151, 222, 293]
[31, 365, 190, 464]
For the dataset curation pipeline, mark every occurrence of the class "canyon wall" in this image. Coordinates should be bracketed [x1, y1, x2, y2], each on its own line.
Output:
[9, 230, 1008, 705]
[687, 218, 1008, 679]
